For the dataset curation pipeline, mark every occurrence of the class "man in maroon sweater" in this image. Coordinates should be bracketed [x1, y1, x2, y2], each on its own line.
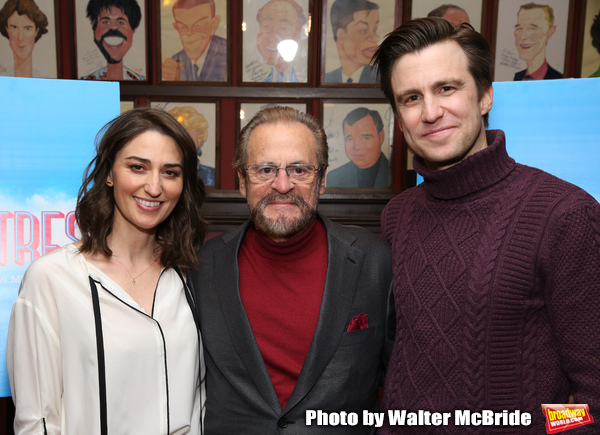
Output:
[371, 18, 600, 433]
[192, 106, 393, 434]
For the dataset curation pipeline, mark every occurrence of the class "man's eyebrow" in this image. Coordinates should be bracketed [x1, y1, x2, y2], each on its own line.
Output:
[435, 79, 465, 89]
[395, 79, 465, 102]
[395, 88, 420, 104]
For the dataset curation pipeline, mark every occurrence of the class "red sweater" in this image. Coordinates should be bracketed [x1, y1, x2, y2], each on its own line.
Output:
[239, 218, 328, 409]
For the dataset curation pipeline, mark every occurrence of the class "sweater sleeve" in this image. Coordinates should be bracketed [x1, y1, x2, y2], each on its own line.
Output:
[544, 194, 600, 428]
[7, 264, 63, 435]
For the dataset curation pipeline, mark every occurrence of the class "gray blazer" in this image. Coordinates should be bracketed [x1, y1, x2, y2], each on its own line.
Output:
[192, 214, 394, 434]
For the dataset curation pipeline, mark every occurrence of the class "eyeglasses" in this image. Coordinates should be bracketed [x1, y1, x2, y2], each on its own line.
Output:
[244, 164, 322, 184]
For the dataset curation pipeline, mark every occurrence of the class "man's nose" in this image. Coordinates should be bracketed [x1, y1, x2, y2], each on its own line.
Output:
[368, 30, 380, 43]
[421, 97, 443, 123]
[270, 168, 294, 194]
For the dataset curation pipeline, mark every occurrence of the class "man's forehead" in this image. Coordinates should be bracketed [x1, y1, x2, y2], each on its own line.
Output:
[174, 3, 212, 21]
[517, 7, 549, 24]
[99, 6, 128, 20]
[248, 122, 316, 154]
[350, 9, 379, 23]
[262, 1, 299, 20]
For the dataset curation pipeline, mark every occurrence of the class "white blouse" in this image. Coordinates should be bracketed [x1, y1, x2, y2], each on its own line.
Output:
[7, 244, 205, 434]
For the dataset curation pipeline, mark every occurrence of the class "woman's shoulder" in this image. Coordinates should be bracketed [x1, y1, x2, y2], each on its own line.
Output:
[22, 243, 85, 285]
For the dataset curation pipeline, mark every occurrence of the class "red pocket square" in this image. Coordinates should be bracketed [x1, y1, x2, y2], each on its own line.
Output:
[347, 312, 368, 331]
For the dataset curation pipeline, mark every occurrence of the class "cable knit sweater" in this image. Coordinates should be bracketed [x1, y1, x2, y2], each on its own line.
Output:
[380, 130, 600, 434]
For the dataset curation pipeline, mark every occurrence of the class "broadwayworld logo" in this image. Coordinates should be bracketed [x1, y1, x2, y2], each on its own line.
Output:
[542, 404, 594, 433]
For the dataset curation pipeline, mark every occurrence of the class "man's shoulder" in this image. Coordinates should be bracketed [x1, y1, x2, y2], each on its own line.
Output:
[545, 64, 563, 79]
[206, 35, 227, 58]
[323, 216, 390, 254]
[327, 161, 355, 185]
[123, 66, 145, 80]
[210, 35, 227, 47]
[359, 65, 379, 83]
[81, 67, 107, 80]
[204, 224, 247, 250]
[324, 67, 342, 82]
[171, 49, 188, 61]
[513, 69, 526, 81]
[514, 163, 598, 210]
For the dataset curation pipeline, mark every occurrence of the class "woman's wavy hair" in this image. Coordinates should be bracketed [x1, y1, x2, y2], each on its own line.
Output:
[76, 107, 206, 273]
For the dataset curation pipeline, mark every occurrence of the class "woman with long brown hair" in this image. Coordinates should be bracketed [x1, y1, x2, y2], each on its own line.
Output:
[8, 107, 206, 434]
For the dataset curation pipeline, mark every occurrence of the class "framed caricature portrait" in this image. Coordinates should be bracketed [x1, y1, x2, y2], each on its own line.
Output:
[0, 0, 59, 78]
[239, 101, 307, 131]
[120, 100, 134, 113]
[75, 0, 147, 81]
[493, 0, 571, 82]
[320, 0, 398, 86]
[159, 0, 228, 83]
[241, 0, 310, 84]
[151, 101, 219, 188]
[410, 0, 484, 31]
[322, 101, 393, 189]
[580, 0, 600, 78]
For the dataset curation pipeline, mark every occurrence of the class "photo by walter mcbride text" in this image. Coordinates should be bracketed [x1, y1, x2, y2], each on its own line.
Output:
[305, 409, 532, 428]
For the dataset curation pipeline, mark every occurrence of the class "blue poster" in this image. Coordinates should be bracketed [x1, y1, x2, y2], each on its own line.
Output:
[489, 78, 600, 202]
[417, 78, 600, 202]
[0, 77, 119, 396]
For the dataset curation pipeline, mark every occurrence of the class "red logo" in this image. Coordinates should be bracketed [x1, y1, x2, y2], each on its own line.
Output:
[542, 404, 594, 433]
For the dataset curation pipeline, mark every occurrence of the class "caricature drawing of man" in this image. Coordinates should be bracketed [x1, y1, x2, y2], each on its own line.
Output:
[0, 0, 48, 77]
[255, 0, 306, 83]
[327, 107, 389, 188]
[81, 0, 144, 81]
[513, 2, 562, 80]
[325, 0, 380, 84]
[168, 105, 216, 187]
[427, 4, 470, 26]
[162, 0, 226, 82]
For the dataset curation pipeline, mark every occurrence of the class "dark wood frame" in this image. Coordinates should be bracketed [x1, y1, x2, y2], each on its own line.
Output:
[576, 0, 600, 78]
[239, 0, 313, 85]
[0, 0, 61, 78]
[155, 0, 231, 85]
[491, 0, 575, 81]
[148, 97, 222, 189]
[320, 99, 394, 191]
[74, 0, 149, 81]
[406, 0, 487, 32]
[319, 0, 401, 87]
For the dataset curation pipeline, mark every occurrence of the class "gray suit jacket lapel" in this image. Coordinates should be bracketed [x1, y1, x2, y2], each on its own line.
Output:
[211, 222, 282, 414]
[285, 215, 364, 412]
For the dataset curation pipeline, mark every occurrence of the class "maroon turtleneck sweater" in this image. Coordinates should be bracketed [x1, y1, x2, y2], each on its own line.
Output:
[381, 130, 600, 433]
[239, 218, 328, 410]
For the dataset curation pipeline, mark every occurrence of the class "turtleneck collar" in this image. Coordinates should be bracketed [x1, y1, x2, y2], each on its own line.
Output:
[413, 129, 516, 200]
[245, 216, 325, 261]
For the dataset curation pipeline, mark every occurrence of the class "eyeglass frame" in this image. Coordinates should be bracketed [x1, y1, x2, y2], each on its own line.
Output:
[243, 163, 323, 184]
